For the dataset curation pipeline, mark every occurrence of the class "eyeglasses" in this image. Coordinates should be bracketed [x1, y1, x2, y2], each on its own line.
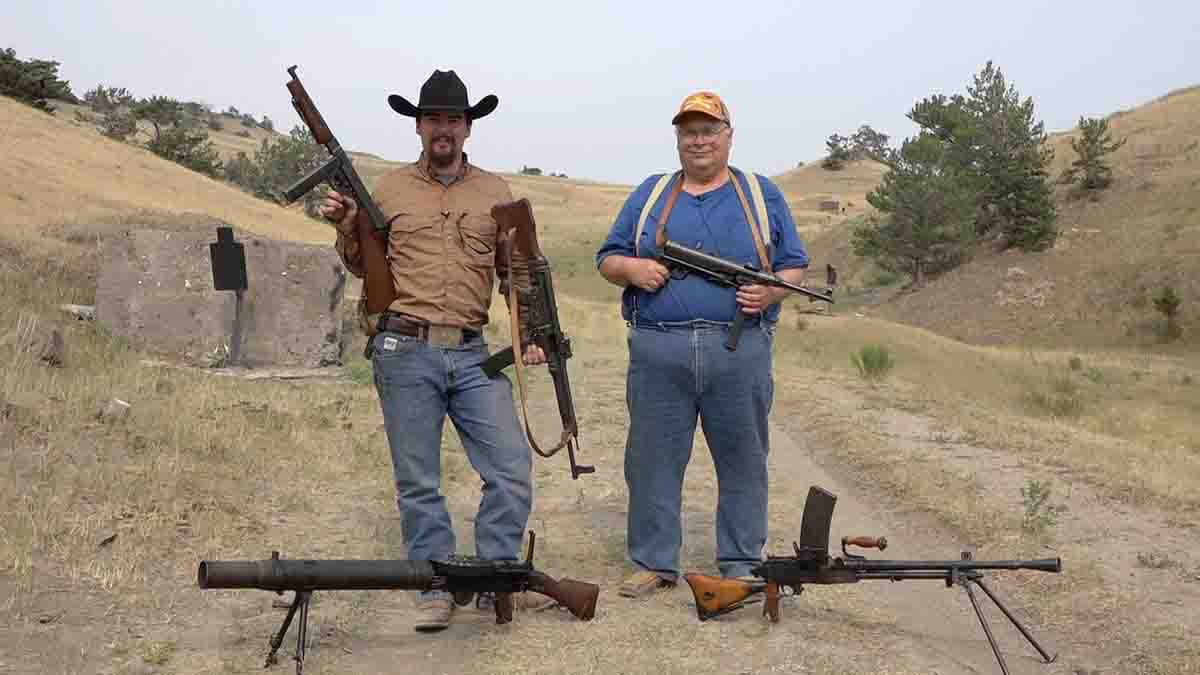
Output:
[675, 123, 729, 142]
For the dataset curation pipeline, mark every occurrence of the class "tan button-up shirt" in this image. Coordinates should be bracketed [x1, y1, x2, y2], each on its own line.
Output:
[334, 153, 531, 339]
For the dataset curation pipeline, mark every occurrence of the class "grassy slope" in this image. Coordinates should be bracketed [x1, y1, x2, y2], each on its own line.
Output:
[2, 88, 1198, 673]
[798, 86, 1200, 352]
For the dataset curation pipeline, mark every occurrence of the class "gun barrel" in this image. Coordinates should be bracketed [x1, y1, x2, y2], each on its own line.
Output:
[198, 558, 435, 591]
[847, 558, 1062, 574]
[661, 240, 833, 303]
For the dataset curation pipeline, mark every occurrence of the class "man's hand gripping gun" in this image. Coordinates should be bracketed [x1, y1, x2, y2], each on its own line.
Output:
[683, 486, 1063, 675]
[198, 532, 598, 674]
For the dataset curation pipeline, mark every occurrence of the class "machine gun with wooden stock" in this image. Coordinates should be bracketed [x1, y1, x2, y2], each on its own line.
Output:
[481, 198, 593, 480]
[683, 486, 1063, 675]
[198, 532, 597, 674]
[280, 64, 396, 317]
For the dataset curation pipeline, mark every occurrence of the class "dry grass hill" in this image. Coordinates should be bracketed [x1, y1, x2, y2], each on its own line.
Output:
[792, 86, 1200, 353]
[2, 86, 1198, 674]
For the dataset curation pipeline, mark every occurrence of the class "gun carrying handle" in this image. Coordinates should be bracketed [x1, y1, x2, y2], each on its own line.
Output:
[843, 536, 888, 551]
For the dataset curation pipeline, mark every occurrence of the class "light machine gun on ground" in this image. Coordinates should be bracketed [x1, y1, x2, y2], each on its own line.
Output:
[199, 532, 598, 674]
[683, 486, 1063, 675]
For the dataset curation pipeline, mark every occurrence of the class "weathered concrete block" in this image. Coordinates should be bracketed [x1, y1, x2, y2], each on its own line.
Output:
[95, 226, 347, 368]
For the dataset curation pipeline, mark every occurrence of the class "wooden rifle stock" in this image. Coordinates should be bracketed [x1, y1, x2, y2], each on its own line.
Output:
[355, 217, 394, 314]
[528, 571, 599, 621]
[682, 573, 763, 621]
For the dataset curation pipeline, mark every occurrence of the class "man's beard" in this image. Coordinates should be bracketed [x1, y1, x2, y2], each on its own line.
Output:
[428, 135, 458, 168]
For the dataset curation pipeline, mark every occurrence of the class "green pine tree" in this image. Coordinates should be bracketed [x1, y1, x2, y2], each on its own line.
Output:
[963, 62, 1058, 251]
[905, 62, 1058, 251]
[1060, 116, 1126, 191]
[852, 134, 978, 286]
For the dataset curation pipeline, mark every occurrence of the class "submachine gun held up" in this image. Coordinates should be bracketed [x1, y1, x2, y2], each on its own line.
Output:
[683, 486, 1063, 675]
[199, 532, 598, 674]
[481, 198, 593, 480]
[280, 65, 396, 316]
[658, 240, 836, 351]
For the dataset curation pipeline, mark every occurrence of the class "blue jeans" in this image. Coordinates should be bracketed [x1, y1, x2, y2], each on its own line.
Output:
[624, 319, 775, 581]
[371, 330, 533, 570]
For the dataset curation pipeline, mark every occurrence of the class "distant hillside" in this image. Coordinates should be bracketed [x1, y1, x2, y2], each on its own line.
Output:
[803, 86, 1200, 352]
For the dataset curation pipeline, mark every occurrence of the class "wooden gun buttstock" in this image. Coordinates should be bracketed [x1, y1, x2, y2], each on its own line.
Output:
[530, 574, 598, 621]
[491, 199, 543, 259]
[357, 222, 395, 314]
[682, 573, 761, 621]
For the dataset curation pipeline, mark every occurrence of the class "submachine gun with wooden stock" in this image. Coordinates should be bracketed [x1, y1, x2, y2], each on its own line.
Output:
[279, 64, 396, 317]
[198, 532, 597, 674]
[481, 198, 593, 480]
[683, 486, 1063, 675]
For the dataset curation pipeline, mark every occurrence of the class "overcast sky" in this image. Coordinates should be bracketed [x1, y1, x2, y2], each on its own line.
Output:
[7, 1, 1198, 185]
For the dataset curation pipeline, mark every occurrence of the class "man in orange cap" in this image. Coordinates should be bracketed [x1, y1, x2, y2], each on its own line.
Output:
[596, 91, 811, 598]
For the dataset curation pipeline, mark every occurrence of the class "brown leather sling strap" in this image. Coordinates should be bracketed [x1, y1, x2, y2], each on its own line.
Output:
[654, 168, 771, 271]
[503, 225, 573, 458]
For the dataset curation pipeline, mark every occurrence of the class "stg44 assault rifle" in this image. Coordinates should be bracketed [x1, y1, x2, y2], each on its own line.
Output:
[684, 486, 1063, 675]
[481, 198, 593, 480]
[199, 532, 598, 674]
[658, 240, 836, 351]
[280, 65, 397, 317]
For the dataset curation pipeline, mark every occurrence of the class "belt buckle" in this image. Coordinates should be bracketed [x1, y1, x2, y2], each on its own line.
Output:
[426, 325, 462, 347]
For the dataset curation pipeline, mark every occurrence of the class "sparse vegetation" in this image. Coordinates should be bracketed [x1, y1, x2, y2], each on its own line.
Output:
[851, 343, 895, 380]
[821, 133, 852, 170]
[1020, 479, 1060, 534]
[1028, 374, 1083, 417]
[1152, 285, 1183, 341]
[1060, 115, 1126, 192]
[0, 47, 76, 113]
[222, 125, 325, 217]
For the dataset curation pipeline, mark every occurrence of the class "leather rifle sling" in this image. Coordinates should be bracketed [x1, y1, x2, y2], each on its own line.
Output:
[728, 168, 772, 272]
[504, 221, 572, 458]
[654, 174, 685, 248]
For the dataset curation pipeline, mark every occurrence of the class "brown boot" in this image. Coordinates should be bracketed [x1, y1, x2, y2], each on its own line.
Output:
[618, 570, 674, 598]
[413, 592, 453, 632]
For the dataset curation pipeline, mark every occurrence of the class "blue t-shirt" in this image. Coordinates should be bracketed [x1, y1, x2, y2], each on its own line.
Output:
[595, 168, 809, 324]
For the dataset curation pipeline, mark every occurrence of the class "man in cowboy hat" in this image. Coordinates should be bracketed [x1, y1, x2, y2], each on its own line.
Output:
[319, 69, 548, 631]
[595, 91, 811, 598]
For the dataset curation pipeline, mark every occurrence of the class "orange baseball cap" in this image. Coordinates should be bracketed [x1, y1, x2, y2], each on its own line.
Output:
[671, 91, 730, 125]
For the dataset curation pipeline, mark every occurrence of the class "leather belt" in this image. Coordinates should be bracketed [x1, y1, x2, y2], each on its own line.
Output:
[375, 312, 481, 347]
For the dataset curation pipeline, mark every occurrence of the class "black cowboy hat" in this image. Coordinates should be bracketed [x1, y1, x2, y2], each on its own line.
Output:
[388, 69, 498, 120]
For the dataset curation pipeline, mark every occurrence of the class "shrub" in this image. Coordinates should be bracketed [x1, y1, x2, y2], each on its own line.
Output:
[851, 344, 894, 380]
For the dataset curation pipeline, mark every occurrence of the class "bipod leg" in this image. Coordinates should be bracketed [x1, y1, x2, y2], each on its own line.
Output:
[294, 591, 311, 674]
[975, 577, 1057, 664]
[960, 576, 1010, 675]
[265, 590, 311, 673]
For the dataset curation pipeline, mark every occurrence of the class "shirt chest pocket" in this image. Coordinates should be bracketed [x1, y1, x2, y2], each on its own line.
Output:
[455, 211, 497, 264]
[386, 209, 441, 260]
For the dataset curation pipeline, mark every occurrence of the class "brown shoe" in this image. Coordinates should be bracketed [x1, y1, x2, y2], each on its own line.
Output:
[414, 593, 453, 632]
[476, 591, 557, 613]
[618, 570, 674, 598]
